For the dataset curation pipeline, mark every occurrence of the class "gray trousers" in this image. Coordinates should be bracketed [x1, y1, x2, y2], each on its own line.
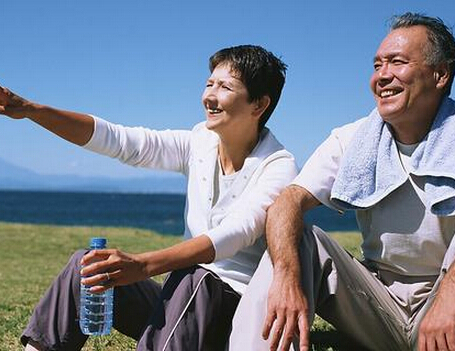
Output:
[229, 226, 455, 351]
[21, 250, 240, 351]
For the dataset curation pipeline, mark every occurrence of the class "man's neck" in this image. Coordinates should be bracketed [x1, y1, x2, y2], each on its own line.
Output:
[392, 99, 444, 144]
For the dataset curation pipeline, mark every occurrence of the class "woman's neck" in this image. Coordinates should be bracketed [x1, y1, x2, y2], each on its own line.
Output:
[218, 132, 259, 175]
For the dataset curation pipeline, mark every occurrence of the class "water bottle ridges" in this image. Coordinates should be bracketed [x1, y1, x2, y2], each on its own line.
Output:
[79, 237, 114, 336]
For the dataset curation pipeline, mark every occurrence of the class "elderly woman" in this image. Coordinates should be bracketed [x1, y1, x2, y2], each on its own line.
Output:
[0, 45, 297, 351]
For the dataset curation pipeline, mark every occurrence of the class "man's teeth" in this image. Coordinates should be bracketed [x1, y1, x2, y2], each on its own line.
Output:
[380, 90, 399, 98]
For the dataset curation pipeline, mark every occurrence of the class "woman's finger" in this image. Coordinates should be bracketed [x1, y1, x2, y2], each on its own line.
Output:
[82, 268, 117, 285]
[80, 249, 111, 265]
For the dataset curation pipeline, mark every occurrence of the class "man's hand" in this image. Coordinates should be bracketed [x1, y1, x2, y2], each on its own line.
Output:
[262, 185, 319, 351]
[0, 86, 33, 119]
[418, 271, 455, 351]
[262, 270, 310, 351]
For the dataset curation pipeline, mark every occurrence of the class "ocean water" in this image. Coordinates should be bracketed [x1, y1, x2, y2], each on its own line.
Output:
[0, 190, 185, 235]
[0, 190, 358, 234]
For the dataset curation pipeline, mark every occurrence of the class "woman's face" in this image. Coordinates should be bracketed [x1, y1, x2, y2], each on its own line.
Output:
[202, 63, 258, 136]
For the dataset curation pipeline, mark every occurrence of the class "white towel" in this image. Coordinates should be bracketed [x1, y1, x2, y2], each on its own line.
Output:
[331, 97, 455, 216]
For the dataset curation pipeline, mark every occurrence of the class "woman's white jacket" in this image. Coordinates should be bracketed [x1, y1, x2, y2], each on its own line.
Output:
[84, 118, 297, 293]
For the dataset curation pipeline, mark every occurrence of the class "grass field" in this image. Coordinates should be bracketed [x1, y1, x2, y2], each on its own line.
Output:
[0, 222, 362, 350]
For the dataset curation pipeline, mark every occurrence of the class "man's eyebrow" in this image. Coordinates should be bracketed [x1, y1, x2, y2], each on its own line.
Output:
[373, 51, 404, 62]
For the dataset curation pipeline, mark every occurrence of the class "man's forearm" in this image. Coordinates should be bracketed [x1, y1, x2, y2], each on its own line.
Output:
[262, 185, 320, 350]
[266, 185, 320, 277]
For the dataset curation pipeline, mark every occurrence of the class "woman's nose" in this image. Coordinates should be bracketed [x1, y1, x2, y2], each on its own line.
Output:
[202, 89, 217, 106]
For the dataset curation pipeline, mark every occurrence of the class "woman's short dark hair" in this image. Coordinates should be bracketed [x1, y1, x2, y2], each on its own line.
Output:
[390, 12, 455, 95]
[209, 45, 287, 131]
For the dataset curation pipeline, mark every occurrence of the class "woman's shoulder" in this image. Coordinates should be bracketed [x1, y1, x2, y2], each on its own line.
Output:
[190, 121, 218, 139]
[190, 121, 206, 132]
[188, 121, 219, 149]
[256, 127, 294, 161]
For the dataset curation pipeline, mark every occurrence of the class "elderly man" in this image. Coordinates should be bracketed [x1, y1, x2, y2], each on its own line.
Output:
[230, 13, 455, 351]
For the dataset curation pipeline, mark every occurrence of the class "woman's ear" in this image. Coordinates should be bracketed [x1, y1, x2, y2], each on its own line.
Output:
[252, 95, 271, 118]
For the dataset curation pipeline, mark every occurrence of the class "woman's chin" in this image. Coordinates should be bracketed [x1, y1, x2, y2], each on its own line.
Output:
[205, 119, 222, 132]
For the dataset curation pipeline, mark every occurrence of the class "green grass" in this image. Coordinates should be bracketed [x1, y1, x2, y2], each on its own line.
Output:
[0, 222, 362, 350]
[0, 222, 180, 350]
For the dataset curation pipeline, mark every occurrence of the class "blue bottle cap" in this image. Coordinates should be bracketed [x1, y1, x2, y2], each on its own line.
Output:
[90, 237, 107, 248]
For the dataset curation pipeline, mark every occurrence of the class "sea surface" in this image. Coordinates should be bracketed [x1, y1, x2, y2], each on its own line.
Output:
[0, 190, 358, 235]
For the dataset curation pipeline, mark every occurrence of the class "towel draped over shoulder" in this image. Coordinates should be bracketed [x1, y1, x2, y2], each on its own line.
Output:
[331, 97, 455, 216]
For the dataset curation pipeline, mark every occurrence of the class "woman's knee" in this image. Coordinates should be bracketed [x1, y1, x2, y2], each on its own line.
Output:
[64, 249, 89, 273]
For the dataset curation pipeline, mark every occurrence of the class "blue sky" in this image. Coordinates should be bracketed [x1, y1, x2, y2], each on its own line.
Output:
[1, 0, 454, 178]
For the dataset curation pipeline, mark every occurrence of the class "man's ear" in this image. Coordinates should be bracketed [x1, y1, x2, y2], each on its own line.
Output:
[435, 63, 450, 91]
[252, 95, 271, 118]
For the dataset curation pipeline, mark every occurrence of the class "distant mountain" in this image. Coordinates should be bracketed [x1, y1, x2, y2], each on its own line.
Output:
[0, 157, 38, 179]
[0, 158, 186, 193]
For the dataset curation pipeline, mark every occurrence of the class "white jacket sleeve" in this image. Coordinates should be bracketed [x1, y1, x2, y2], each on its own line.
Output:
[207, 152, 298, 261]
[83, 116, 191, 174]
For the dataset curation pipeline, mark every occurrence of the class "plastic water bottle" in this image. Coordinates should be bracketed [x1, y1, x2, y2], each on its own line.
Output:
[79, 237, 114, 335]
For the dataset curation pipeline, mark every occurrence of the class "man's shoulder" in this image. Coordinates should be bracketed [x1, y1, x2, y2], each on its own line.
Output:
[329, 117, 369, 148]
[332, 117, 368, 135]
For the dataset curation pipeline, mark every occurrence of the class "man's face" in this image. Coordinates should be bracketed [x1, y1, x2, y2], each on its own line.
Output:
[370, 26, 442, 128]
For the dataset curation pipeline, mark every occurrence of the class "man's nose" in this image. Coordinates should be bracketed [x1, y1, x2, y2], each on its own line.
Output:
[377, 63, 393, 80]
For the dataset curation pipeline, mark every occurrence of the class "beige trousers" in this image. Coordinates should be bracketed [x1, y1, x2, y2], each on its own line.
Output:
[229, 226, 455, 351]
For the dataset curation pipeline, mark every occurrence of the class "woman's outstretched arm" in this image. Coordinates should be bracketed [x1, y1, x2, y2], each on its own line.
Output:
[0, 85, 94, 146]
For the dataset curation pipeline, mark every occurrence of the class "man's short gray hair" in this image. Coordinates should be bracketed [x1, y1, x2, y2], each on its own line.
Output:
[390, 12, 455, 96]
